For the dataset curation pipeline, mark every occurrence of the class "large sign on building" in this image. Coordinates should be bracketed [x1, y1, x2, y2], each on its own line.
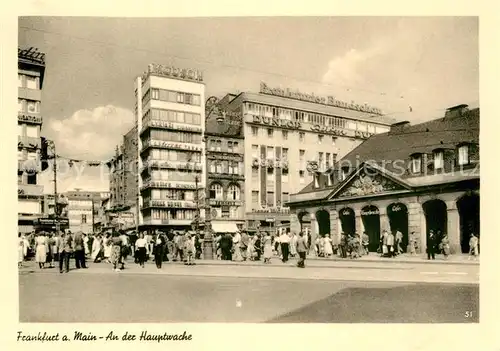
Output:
[145, 63, 204, 82]
[260, 82, 383, 115]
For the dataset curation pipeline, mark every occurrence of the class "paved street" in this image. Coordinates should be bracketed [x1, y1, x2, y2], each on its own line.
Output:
[19, 258, 479, 323]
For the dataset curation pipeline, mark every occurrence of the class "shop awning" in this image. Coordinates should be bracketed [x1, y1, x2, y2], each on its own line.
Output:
[211, 221, 239, 233]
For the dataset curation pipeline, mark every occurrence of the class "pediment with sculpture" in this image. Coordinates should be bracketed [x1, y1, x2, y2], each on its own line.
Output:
[333, 168, 409, 199]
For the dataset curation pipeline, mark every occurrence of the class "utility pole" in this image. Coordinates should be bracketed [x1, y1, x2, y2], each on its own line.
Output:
[52, 142, 60, 233]
[91, 198, 96, 233]
[194, 175, 200, 234]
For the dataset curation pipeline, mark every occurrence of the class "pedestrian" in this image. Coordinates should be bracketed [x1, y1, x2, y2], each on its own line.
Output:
[468, 233, 479, 260]
[427, 230, 436, 260]
[339, 233, 347, 258]
[440, 234, 450, 259]
[18, 233, 25, 268]
[194, 233, 202, 260]
[110, 231, 123, 271]
[176, 232, 185, 262]
[324, 234, 333, 258]
[289, 232, 298, 258]
[254, 234, 262, 261]
[279, 230, 291, 263]
[395, 230, 403, 255]
[387, 231, 395, 258]
[381, 230, 389, 257]
[153, 232, 166, 269]
[232, 231, 243, 261]
[91, 234, 102, 263]
[103, 233, 112, 263]
[296, 232, 309, 268]
[83, 233, 90, 258]
[240, 231, 249, 261]
[119, 231, 130, 269]
[362, 232, 370, 255]
[73, 231, 87, 269]
[184, 233, 196, 265]
[58, 232, 73, 273]
[262, 232, 273, 264]
[35, 232, 47, 269]
[45, 232, 55, 268]
[135, 233, 148, 268]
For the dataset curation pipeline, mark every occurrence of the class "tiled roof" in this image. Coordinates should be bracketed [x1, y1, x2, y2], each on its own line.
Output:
[235, 92, 397, 125]
[205, 112, 243, 138]
[294, 108, 479, 197]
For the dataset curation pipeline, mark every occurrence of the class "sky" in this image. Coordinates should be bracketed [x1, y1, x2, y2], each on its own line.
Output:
[17, 16, 479, 193]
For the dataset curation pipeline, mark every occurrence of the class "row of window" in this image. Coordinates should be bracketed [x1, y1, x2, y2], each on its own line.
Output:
[143, 108, 202, 126]
[208, 161, 242, 175]
[146, 130, 203, 144]
[147, 170, 199, 183]
[18, 74, 40, 90]
[410, 145, 472, 173]
[149, 209, 196, 221]
[250, 126, 339, 145]
[18, 99, 41, 114]
[250, 167, 310, 186]
[18, 124, 40, 139]
[18, 173, 37, 185]
[209, 183, 241, 200]
[146, 149, 202, 163]
[208, 139, 241, 153]
[211, 206, 241, 220]
[250, 190, 290, 209]
[146, 189, 195, 201]
[143, 88, 201, 107]
[18, 150, 38, 161]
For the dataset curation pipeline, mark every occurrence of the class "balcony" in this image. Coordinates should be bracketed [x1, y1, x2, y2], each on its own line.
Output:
[18, 113, 42, 125]
[140, 180, 198, 191]
[18, 136, 41, 149]
[140, 139, 203, 154]
[18, 184, 44, 197]
[141, 199, 197, 210]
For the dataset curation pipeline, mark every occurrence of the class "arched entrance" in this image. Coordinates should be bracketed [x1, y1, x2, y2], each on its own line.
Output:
[387, 203, 409, 253]
[457, 193, 480, 253]
[298, 211, 311, 234]
[316, 209, 330, 236]
[422, 199, 447, 246]
[338, 207, 355, 236]
[361, 205, 381, 252]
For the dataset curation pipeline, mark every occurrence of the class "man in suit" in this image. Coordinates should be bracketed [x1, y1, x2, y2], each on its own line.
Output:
[73, 231, 87, 269]
[427, 230, 436, 260]
[58, 232, 73, 273]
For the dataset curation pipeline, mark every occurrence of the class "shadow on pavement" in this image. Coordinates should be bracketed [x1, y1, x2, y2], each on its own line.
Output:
[267, 284, 479, 323]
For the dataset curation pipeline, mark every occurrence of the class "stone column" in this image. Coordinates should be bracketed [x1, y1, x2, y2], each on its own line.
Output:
[379, 207, 390, 234]
[355, 209, 363, 235]
[290, 211, 301, 235]
[329, 208, 338, 245]
[310, 212, 318, 248]
[446, 201, 461, 254]
[408, 201, 423, 254]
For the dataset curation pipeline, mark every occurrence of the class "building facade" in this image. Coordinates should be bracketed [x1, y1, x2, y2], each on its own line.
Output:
[136, 63, 206, 231]
[204, 100, 245, 233]
[17, 47, 46, 234]
[223, 82, 394, 231]
[287, 105, 479, 255]
[66, 191, 110, 233]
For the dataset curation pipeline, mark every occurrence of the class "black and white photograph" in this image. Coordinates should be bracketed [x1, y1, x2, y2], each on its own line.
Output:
[14, 15, 482, 325]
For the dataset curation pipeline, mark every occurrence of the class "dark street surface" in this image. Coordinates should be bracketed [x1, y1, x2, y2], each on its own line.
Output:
[19, 272, 478, 323]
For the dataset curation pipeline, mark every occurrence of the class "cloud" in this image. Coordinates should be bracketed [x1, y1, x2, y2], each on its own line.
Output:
[47, 105, 135, 160]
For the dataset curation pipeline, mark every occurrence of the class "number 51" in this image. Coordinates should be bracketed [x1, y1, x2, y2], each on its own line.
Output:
[465, 311, 474, 318]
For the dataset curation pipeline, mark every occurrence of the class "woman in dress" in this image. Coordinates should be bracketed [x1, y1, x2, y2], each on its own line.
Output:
[35, 232, 48, 269]
[263, 232, 273, 264]
[103, 233, 112, 263]
[323, 234, 333, 258]
[289, 233, 298, 258]
[18, 233, 24, 268]
[246, 235, 255, 261]
[469, 233, 479, 260]
[135, 233, 148, 268]
[184, 233, 196, 265]
[91, 234, 102, 263]
[232, 231, 243, 262]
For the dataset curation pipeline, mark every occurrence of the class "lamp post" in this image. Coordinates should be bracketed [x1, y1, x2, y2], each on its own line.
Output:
[44, 139, 61, 233]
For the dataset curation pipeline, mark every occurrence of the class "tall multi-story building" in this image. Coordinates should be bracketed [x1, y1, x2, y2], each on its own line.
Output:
[66, 191, 109, 233]
[204, 101, 245, 233]
[17, 47, 46, 234]
[223, 82, 395, 231]
[136, 63, 206, 231]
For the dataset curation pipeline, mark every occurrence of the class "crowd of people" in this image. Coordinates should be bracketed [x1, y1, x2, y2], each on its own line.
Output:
[17, 227, 480, 271]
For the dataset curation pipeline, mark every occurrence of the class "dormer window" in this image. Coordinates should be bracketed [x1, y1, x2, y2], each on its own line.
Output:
[314, 174, 320, 188]
[458, 144, 470, 165]
[410, 154, 422, 173]
[433, 149, 444, 170]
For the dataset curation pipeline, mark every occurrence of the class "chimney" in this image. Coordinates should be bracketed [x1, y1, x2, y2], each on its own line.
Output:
[444, 104, 469, 119]
[389, 121, 410, 134]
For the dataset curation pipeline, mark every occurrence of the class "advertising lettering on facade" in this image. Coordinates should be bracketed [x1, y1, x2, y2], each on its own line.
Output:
[146, 63, 203, 82]
[251, 207, 290, 214]
[260, 82, 383, 115]
[144, 181, 197, 190]
[310, 124, 347, 136]
[18, 114, 42, 124]
[150, 200, 196, 208]
[149, 120, 202, 133]
[209, 199, 242, 206]
[361, 209, 380, 216]
[149, 140, 202, 152]
[252, 115, 301, 129]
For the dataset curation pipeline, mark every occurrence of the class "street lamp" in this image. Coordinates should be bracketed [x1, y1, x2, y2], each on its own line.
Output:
[41, 138, 61, 233]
